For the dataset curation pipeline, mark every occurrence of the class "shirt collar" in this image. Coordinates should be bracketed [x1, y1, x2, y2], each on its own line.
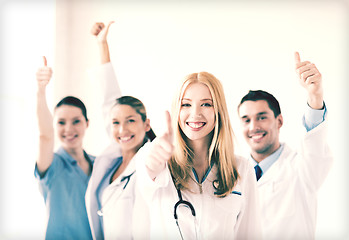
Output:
[57, 147, 76, 164]
[57, 146, 94, 166]
[192, 160, 215, 184]
[249, 143, 285, 174]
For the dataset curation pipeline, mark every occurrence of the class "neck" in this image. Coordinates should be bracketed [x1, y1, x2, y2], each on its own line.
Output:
[111, 149, 137, 183]
[121, 149, 137, 164]
[252, 142, 281, 163]
[188, 138, 211, 183]
[64, 146, 85, 162]
[189, 138, 210, 162]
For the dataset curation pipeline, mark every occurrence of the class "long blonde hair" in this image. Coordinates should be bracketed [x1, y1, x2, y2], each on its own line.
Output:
[168, 72, 239, 197]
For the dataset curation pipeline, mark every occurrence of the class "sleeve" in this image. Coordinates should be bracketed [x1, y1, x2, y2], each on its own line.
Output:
[133, 175, 151, 240]
[34, 153, 64, 198]
[297, 119, 333, 191]
[234, 157, 263, 240]
[87, 62, 122, 138]
[134, 142, 170, 206]
[303, 102, 327, 131]
[85, 175, 100, 240]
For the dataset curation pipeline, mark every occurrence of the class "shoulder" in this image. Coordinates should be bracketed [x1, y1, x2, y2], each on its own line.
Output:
[233, 155, 257, 191]
[278, 143, 297, 163]
[235, 155, 254, 176]
[34, 150, 67, 183]
[50, 150, 67, 168]
[83, 150, 96, 165]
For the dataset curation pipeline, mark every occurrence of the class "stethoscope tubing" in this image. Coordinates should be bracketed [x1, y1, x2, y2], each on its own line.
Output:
[97, 171, 136, 216]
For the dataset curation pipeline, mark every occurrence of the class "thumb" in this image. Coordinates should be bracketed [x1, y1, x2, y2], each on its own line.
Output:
[43, 56, 47, 66]
[105, 21, 115, 33]
[164, 111, 173, 143]
[294, 51, 301, 64]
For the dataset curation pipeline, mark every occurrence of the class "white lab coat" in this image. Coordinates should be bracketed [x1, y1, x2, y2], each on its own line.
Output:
[85, 63, 150, 240]
[258, 120, 333, 239]
[135, 142, 262, 240]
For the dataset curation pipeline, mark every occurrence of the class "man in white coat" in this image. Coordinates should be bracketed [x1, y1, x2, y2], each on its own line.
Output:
[237, 52, 333, 240]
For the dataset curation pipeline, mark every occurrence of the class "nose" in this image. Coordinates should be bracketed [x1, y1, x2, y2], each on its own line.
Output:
[65, 122, 74, 132]
[118, 122, 127, 134]
[192, 104, 202, 118]
[249, 119, 259, 131]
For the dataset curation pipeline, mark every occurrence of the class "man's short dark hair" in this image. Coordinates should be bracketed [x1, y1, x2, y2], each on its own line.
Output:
[238, 90, 281, 117]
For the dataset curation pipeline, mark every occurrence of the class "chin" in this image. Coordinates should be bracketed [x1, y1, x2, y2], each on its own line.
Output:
[63, 141, 81, 149]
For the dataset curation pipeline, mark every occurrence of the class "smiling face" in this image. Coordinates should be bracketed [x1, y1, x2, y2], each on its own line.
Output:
[179, 82, 216, 144]
[110, 104, 150, 153]
[54, 105, 89, 151]
[238, 100, 283, 162]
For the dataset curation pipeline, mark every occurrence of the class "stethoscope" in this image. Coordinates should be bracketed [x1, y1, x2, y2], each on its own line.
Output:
[173, 180, 242, 240]
[174, 187, 199, 240]
[97, 171, 135, 216]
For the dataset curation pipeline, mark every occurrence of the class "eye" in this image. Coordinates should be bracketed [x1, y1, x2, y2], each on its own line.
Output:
[202, 102, 212, 107]
[127, 119, 135, 123]
[73, 119, 81, 125]
[58, 121, 65, 125]
[242, 118, 250, 123]
[112, 121, 119, 125]
[258, 116, 267, 121]
[181, 103, 191, 107]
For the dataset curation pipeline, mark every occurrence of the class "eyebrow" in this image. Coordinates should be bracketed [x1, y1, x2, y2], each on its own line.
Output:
[240, 111, 269, 119]
[112, 115, 137, 120]
[57, 116, 82, 120]
[257, 112, 268, 116]
[182, 98, 213, 102]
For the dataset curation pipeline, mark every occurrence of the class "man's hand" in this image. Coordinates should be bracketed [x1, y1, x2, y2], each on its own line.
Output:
[295, 51, 324, 109]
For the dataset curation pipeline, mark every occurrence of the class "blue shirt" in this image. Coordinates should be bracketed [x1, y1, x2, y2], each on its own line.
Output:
[94, 156, 123, 238]
[34, 147, 95, 240]
[250, 103, 327, 176]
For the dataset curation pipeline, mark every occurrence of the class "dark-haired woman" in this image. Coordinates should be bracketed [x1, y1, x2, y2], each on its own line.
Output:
[34, 57, 94, 240]
[85, 22, 155, 240]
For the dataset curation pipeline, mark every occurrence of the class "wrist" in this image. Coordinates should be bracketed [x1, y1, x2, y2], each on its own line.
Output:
[307, 95, 324, 110]
[97, 40, 108, 46]
[146, 166, 158, 181]
[37, 85, 47, 94]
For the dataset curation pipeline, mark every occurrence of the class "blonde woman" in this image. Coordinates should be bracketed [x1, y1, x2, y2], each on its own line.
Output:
[136, 72, 261, 239]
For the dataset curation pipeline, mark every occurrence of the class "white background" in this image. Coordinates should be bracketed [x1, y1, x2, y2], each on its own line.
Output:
[1, 0, 348, 239]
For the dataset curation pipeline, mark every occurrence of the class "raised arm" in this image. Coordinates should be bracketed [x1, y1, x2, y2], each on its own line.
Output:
[91, 21, 114, 64]
[90, 21, 121, 138]
[36, 56, 54, 174]
[294, 51, 324, 110]
[294, 52, 332, 190]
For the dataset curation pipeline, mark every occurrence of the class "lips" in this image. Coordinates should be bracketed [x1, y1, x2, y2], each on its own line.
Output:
[186, 122, 206, 130]
[249, 132, 266, 142]
[118, 135, 134, 143]
[64, 134, 78, 141]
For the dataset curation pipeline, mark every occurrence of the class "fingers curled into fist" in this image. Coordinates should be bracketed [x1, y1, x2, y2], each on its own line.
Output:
[91, 22, 105, 36]
[145, 111, 174, 180]
[294, 52, 322, 87]
[36, 56, 52, 87]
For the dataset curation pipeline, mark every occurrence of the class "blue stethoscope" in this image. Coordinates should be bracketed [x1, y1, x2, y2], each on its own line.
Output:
[97, 171, 135, 216]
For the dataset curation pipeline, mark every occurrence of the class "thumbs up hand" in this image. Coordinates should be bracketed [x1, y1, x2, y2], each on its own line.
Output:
[146, 111, 174, 180]
[294, 52, 324, 109]
[91, 21, 114, 44]
[36, 56, 53, 88]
